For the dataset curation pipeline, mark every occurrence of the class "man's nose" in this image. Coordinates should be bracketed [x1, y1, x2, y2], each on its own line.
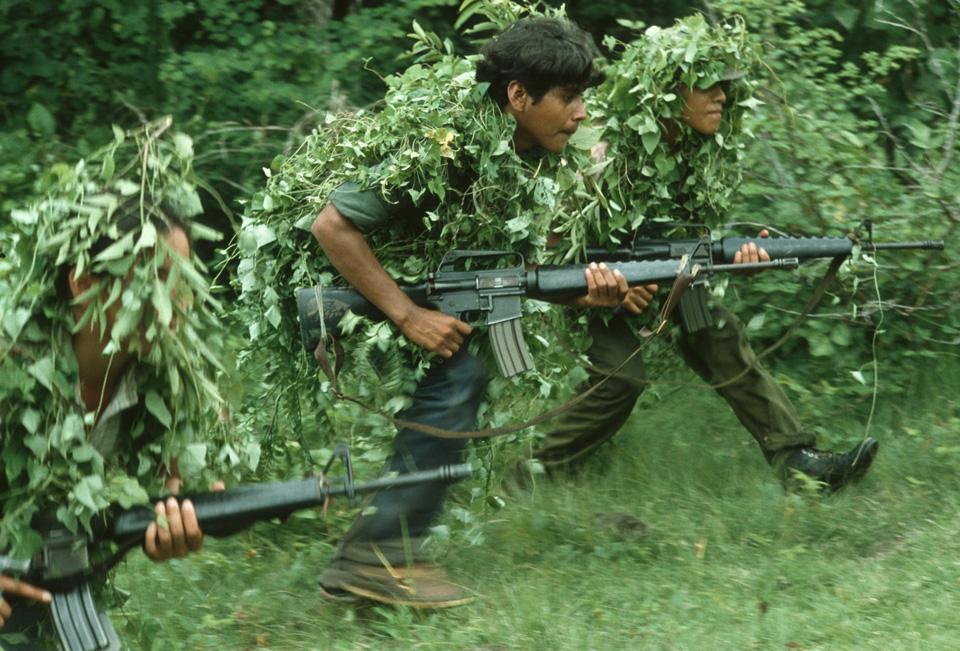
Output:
[571, 97, 587, 122]
[712, 84, 727, 104]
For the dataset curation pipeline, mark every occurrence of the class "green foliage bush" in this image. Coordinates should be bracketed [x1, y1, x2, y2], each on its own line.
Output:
[0, 122, 258, 554]
[0, 0, 464, 224]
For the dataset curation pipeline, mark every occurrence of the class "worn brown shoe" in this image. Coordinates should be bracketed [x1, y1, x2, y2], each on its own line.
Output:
[319, 557, 474, 608]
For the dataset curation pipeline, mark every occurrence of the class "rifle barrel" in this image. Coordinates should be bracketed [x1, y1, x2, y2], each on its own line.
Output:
[111, 463, 473, 541]
[866, 240, 945, 251]
[326, 463, 473, 495]
[582, 237, 945, 264]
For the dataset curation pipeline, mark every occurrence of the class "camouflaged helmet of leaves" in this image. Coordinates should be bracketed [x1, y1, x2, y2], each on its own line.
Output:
[0, 119, 258, 556]
[554, 14, 760, 255]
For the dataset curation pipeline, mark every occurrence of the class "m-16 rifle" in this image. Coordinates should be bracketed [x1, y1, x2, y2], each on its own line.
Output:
[295, 249, 800, 378]
[0, 446, 471, 651]
[581, 221, 945, 332]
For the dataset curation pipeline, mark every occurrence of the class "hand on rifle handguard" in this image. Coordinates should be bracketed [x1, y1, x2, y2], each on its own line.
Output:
[144, 472, 226, 562]
[573, 262, 658, 314]
[732, 229, 771, 275]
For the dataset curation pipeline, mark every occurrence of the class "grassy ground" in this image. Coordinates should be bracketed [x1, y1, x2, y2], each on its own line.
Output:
[112, 362, 960, 650]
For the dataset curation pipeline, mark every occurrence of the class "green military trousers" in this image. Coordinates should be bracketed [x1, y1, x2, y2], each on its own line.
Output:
[532, 300, 816, 469]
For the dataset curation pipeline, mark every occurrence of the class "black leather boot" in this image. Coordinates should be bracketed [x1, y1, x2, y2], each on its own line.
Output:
[777, 437, 879, 492]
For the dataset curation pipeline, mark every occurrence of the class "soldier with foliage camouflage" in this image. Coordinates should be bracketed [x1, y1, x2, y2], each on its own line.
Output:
[0, 125, 254, 647]
[310, 16, 631, 608]
[523, 15, 878, 492]
[236, 15, 629, 607]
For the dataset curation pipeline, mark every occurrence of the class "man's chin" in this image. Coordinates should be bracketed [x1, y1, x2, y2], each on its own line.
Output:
[546, 137, 571, 153]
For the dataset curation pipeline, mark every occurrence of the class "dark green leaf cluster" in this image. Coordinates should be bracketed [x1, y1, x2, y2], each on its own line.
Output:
[0, 0, 469, 243]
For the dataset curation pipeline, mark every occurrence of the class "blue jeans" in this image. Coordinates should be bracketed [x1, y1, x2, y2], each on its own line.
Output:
[331, 348, 488, 565]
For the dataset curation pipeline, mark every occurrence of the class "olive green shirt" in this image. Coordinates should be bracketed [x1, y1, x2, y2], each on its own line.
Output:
[328, 182, 396, 234]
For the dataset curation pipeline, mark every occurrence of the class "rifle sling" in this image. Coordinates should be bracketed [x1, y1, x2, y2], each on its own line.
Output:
[21, 537, 142, 596]
[313, 335, 345, 395]
[704, 255, 844, 391]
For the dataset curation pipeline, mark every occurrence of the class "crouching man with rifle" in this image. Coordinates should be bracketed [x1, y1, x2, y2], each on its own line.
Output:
[516, 17, 899, 494]
[1, 189, 222, 650]
[292, 16, 631, 608]
[1, 131, 265, 651]
[0, 142, 474, 650]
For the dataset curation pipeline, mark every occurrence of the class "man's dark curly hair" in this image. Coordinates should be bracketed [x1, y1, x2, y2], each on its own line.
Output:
[476, 16, 605, 107]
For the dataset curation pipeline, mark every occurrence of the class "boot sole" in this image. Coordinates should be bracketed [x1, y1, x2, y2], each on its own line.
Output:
[318, 584, 360, 603]
[339, 583, 475, 609]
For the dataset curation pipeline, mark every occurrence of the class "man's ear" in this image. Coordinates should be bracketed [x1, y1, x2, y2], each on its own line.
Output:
[506, 80, 530, 113]
[67, 267, 96, 302]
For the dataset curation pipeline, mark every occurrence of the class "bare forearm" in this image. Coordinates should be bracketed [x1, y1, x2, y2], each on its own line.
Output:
[311, 204, 473, 356]
[311, 205, 416, 326]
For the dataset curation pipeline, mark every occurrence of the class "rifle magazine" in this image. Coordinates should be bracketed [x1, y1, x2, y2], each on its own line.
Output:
[678, 285, 714, 333]
[490, 318, 535, 377]
[51, 583, 120, 651]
